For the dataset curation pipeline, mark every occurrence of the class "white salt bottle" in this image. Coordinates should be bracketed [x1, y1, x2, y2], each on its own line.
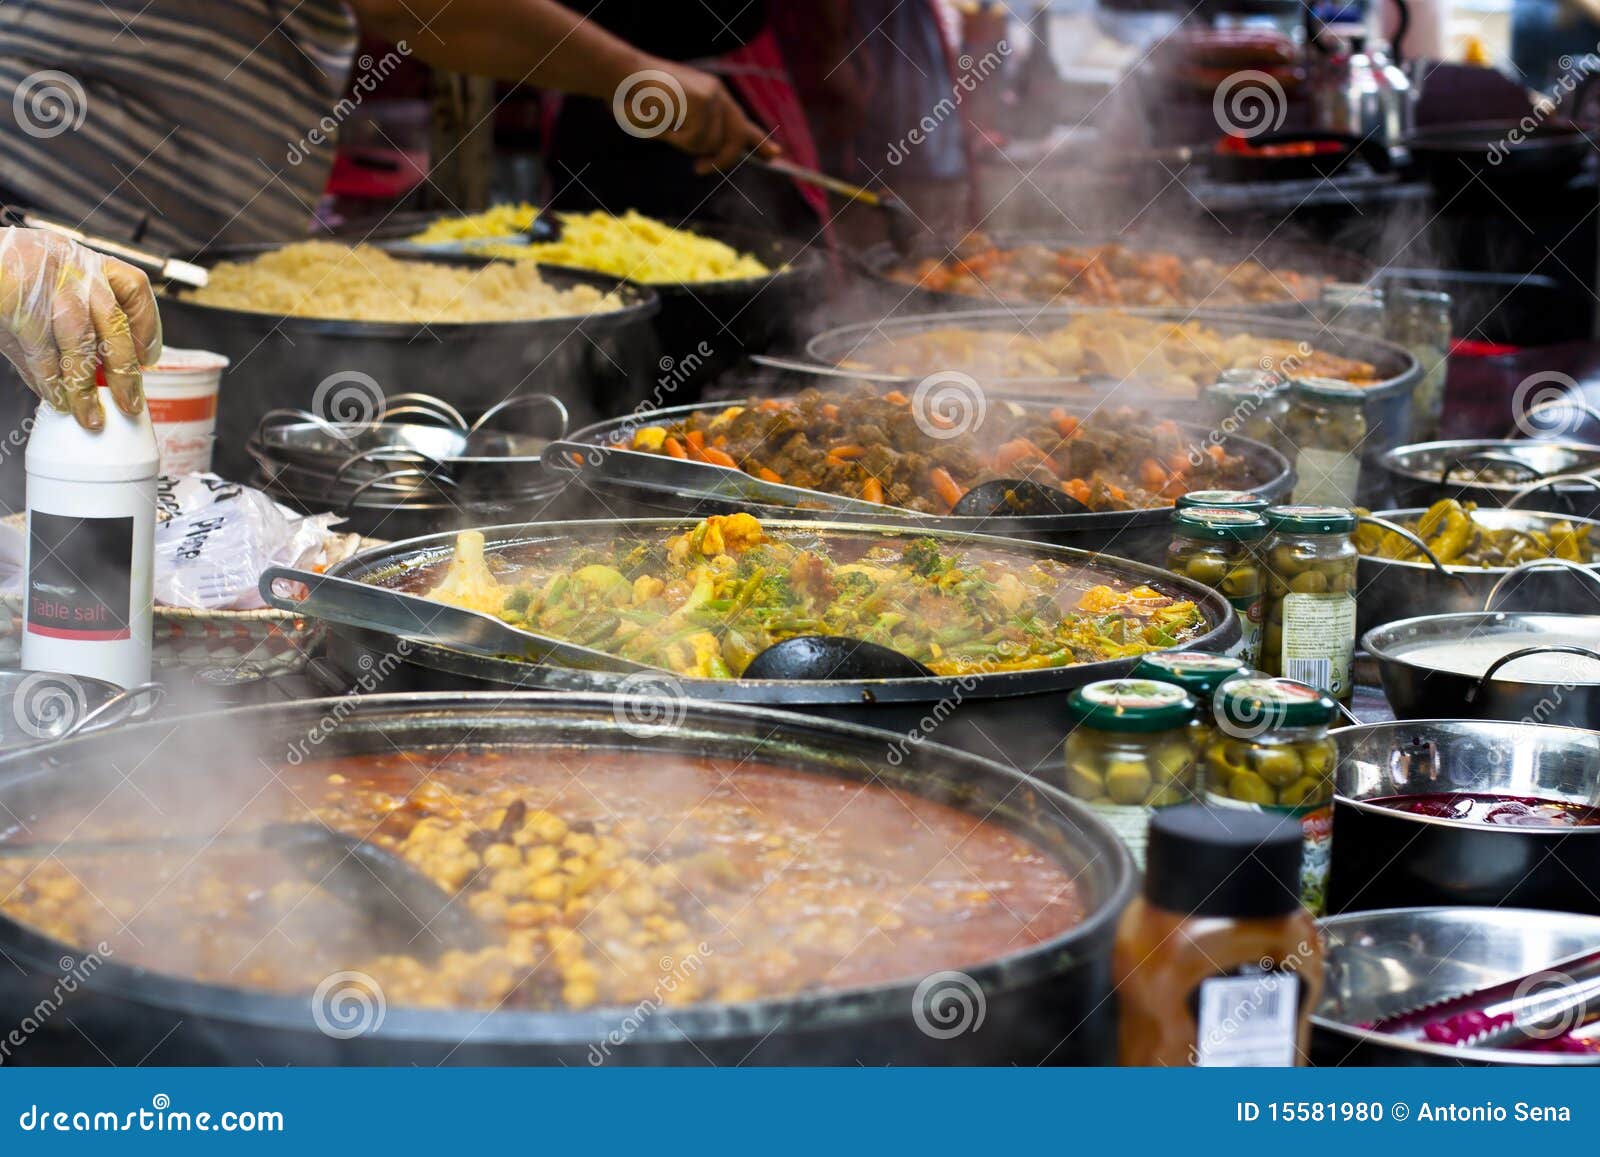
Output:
[23, 387, 158, 688]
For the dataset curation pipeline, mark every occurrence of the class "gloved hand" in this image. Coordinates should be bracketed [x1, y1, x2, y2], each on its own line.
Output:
[0, 226, 162, 430]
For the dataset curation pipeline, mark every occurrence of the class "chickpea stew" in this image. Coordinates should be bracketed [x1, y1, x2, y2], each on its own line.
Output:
[0, 746, 1084, 1013]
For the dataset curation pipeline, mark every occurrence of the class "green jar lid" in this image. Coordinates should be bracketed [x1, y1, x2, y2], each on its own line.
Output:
[1216, 676, 1336, 731]
[1290, 376, 1366, 404]
[1173, 506, 1269, 542]
[1266, 503, 1356, 534]
[1069, 679, 1196, 733]
[1175, 489, 1269, 513]
[1130, 652, 1250, 703]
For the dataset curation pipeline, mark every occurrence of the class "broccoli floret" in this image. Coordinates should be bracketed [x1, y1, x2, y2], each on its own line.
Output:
[899, 538, 946, 577]
[758, 572, 800, 607]
[835, 570, 878, 599]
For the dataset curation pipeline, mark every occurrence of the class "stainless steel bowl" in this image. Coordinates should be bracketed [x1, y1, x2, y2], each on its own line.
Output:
[1313, 907, 1600, 1065]
[1380, 439, 1600, 519]
[1355, 507, 1600, 636]
[1327, 719, 1600, 914]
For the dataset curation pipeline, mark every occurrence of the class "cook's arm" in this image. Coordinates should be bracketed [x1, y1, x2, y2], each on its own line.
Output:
[348, 0, 779, 171]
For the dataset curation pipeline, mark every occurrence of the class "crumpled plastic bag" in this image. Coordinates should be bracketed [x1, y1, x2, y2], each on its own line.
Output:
[154, 474, 359, 610]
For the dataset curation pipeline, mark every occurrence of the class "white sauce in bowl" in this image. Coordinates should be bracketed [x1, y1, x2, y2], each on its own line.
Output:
[1396, 634, 1600, 682]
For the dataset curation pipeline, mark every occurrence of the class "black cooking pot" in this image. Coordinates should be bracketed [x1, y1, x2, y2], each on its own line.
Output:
[0, 693, 1135, 1065]
[312, 517, 1242, 770]
[562, 400, 1293, 564]
[159, 250, 663, 483]
[1326, 719, 1600, 915]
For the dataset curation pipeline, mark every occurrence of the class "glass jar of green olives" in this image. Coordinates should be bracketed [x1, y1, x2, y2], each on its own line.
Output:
[1174, 489, 1269, 514]
[1319, 283, 1385, 338]
[1165, 507, 1269, 664]
[1064, 680, 1198, 868]
[1260, 505, 1358, 704]
[1203, 371, 1292, 456]
[1204, 676, 1339, 912]
[1129, 651, 1249, 763]
[1286, 378, 1367, 508]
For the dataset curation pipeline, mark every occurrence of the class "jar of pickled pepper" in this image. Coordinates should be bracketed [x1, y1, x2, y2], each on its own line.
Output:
[1174, 489, 1269, 514]
[1064, 679, 1198, 868]
[1203, 371, 1292, 457]
[1259, 505, 1358, 704]
[1204, 676, 1339, 913]
[1129, 651, 1250, 768]
[1285, 378, 1367, 508]
[1165, 507, 1269, 664]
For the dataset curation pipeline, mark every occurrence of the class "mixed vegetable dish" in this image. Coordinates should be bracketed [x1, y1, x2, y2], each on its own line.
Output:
[622, 388, 1263, 514]
[416, 514, 1211, 678]
[885, 235, 1325, 308]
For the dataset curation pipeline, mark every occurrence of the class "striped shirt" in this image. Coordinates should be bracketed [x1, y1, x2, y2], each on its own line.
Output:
[0, 0, 357, 251]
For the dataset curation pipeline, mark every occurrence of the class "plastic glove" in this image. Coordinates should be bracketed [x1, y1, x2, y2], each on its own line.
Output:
[0, 226, 162, 430]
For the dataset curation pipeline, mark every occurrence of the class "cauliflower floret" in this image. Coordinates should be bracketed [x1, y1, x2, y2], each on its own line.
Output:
[667, 514, 766, 563]
[426, 531, 505, 615]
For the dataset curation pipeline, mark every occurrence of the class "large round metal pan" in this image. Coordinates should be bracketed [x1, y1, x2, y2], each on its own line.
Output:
[1380, 438, 1600, 520]
[848, 233, 1372, 319]
[1313, 907, 1600, 1066]
[1327, 719, 1600, 916]
[314, 517, 1242, 770]
[159, 247, 663, 483]
[1355, 506, 1600, 636]
[0, 693, 1134, 1065]
[1361, 610, 1600, 726]
[563, 399, 1292, 564]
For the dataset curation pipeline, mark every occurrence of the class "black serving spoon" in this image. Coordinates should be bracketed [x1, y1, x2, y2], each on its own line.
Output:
[742, 635, 933, 680]
[950, 479, 1090, 518]
[525, 212, 562, 243]
[0, 821, 490, 958]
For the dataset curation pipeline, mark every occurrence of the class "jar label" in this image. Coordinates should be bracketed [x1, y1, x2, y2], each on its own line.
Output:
[1228, 593, 1262, 667]
[1195, 972, 1301, 1067]
[1293, 447, 1361, 507]
[1280, 593, 1356, 698]
[26, 512, 134, 640]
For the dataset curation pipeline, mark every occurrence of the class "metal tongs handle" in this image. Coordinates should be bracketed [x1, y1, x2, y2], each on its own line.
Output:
[1483, 556, 1600, 611]
[542, 440, 895, 518]
[4, 206, 208, 288]
[1507, 472, 1600, 510]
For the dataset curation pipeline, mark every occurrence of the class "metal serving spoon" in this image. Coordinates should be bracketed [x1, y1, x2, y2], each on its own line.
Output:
[950, 478, 1090, 518]
[0, 822, 490, 957]
[741, 635, 933, 680]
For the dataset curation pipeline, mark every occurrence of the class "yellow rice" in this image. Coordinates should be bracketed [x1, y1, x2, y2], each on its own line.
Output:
[183, 241, 619, 323]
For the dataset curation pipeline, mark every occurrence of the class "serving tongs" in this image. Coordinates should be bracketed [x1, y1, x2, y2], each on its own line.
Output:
[2, 206, 208, 288]
[749, 157, 920, 254]
[1365, 944, 1600, 1052]
[258, 568, 651, 674]
[0, 821, 489, 956]
[541, 440, 894, 518]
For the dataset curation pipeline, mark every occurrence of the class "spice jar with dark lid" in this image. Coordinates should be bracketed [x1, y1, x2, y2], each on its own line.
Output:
[1113, 804, 1323, 1067]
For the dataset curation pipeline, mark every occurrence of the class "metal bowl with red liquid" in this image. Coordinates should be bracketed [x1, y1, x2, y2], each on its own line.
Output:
[1327, 720, 1600, 916]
